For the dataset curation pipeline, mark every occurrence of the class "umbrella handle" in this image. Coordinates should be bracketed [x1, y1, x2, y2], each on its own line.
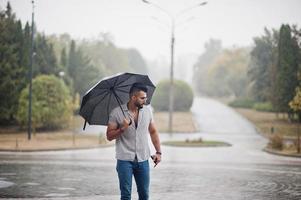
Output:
[83, 120, 87, 130]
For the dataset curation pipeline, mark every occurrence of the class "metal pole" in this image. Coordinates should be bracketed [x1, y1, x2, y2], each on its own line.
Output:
[297, 122, 300, 153]
[142, 0, 207, 133]
[168, 19, 175, 133]
[27, 0, 35, 140]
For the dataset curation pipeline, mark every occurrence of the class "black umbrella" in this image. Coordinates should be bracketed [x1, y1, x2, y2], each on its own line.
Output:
[79, 72, 156, 130]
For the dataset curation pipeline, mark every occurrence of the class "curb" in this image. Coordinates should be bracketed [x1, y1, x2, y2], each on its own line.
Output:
[263, 147, 301, 158]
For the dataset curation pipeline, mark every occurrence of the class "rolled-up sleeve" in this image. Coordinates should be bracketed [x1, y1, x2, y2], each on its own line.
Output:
[149, 106, 154, 123]
[108, 108, 118, 126]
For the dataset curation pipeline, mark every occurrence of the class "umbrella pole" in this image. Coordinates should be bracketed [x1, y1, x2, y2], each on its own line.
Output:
[83, 120, 87, 130]
[112, 91, 132, 126]
[112, 91, 127, 118]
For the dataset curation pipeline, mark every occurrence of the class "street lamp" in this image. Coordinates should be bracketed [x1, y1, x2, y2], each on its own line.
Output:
[59, 71, 65, 78]
[142, 0, 207, 133]
[27, 0, 35, 140]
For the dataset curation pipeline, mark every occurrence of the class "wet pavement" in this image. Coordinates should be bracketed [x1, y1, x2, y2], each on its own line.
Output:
[0, 97, 301, 199]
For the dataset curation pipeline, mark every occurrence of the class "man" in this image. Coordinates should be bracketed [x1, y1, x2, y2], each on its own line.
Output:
[106, 83, 161, 200]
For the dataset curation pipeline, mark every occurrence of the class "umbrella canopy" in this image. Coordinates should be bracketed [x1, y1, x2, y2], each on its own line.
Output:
[79, 72, 156, 129]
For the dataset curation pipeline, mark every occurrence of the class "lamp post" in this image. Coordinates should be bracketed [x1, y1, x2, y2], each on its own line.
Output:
[142, 0, 207, 133]
[59, 71, 65, 78]
[27, 0, 35, 140]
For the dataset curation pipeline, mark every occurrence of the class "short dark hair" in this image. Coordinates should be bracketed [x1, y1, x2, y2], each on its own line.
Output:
[129, 83, 148, 97]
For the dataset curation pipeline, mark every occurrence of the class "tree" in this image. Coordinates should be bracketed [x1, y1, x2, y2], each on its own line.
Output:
[47, 33, 72, 60]
[17, 75, 73, 130]
[78, 37, 131, 75]
[289, 25, 301, 153]
[67, 40, 76, 81]
[193, 39, 222, 95]
[126, 48, 148, 74]
[57, 47, 73, 93]
[289, 87, 301, 153]
[248, 28, 278, 102]
[291, 25, 301, 48]
[33, 34, 59, 76]
[60, 47, 67, 69]
[152, 79, 194, 111]
[273, 24, 299, 114]
[67, 40, 101, 97]
[0, 3, 27, 123]
[21, 22, 31, 73]
[204, 48, 250, 98]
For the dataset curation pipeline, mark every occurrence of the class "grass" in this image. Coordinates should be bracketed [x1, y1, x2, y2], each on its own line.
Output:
[235, 108, 301, 156]
[235, 108, 300, 138]
[153, 112, 198, 133]
[0, 111, 197, 151]
[162, 138, 231, 147]
[0, 115, 109, 151]
[0, 131, 110, 151]
[72, 112, 198, 133]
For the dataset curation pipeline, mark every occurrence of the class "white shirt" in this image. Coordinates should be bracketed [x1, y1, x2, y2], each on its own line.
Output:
[108, 104, 154, 162]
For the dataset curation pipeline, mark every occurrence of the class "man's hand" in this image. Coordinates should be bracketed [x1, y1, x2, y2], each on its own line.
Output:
[106, 118, 130, 141]
[151, 153, 161, 168]
[122, 118, 130, 130]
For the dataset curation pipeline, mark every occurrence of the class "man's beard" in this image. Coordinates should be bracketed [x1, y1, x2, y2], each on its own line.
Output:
[135, 102, 144, 109]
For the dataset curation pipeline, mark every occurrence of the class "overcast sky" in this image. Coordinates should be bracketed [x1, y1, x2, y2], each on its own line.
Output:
[1, 0, 301, 60]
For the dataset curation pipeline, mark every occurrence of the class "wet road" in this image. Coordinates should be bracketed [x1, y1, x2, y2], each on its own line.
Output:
[0, 97, 301, 199]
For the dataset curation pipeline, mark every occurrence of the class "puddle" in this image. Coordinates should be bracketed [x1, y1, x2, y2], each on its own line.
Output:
[57, 187, 76, 191]
[0, 180, 14, 188]
[23, 182, 40, 186]
[0, 173, 16, 176]
[44, 193, 70, 197]
[63, 178, 81, 181]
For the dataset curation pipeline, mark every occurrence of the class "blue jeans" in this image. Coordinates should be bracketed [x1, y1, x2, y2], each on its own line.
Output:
[116, 159, 150, 200]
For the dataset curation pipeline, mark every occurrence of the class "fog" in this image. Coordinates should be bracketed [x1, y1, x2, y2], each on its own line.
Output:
[2, 0, 301, 84]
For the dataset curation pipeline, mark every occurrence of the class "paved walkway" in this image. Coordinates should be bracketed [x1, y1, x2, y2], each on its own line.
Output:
[0, 97, 301, 199]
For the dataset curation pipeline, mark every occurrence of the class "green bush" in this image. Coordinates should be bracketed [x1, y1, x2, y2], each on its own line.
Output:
[253, 102, 274, 112]
[152, 79, 194, 111]
[17, 75, 73, 130]
[228, 98, 256, 108]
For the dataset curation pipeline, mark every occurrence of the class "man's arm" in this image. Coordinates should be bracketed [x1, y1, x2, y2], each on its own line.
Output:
[149, 121, 161, 164]
[106, 119, 130, 141]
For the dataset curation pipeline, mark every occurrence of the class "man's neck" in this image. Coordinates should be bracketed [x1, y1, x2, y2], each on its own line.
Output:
[127, 102, 138, 112]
